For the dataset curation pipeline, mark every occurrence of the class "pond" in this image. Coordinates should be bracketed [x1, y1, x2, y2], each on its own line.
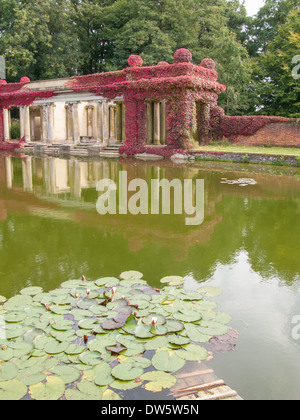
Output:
[1, 153, 300, 400]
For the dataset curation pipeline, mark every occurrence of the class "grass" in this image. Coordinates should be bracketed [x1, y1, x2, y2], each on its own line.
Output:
[195, 143, 300, 157]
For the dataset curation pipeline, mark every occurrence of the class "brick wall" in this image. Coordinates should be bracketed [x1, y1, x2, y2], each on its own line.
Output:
[220, 118, 300, 147]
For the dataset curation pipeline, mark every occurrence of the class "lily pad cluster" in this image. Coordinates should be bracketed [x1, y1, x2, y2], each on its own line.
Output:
[0, 271, 232, 400]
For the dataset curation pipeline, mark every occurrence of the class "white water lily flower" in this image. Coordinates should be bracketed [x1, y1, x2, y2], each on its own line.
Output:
[151, 317, 158, 326]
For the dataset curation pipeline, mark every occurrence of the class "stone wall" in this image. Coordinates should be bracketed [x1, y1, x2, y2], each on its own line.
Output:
[214, 116, 300, 147]
[229, 120, 300, 147]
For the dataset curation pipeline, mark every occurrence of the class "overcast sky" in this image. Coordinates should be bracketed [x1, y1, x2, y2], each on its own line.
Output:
[244, 0, 265, 16]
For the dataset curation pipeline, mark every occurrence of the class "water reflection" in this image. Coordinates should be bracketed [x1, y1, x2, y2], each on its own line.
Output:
[1, 154, 300, 400]
[1, 154, 300, 295]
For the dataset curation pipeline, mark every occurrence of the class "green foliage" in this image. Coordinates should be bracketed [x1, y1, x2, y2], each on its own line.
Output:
[253, 8, 300, 118]
[0, 0, 298, 117]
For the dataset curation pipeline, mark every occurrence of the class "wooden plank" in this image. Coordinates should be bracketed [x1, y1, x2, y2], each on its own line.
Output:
[172, 362, 243, 401]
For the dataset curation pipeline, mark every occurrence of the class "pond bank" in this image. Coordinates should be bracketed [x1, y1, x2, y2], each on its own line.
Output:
[17, 142, 300, 168]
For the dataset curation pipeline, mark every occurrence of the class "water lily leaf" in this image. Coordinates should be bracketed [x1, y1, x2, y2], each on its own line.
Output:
[134, 325, 153, 339]
[117, 356, 151, 369]
[65, 388, 100, 400]
[150, 325, 168, 336]
[60, 279, 83, 289]
[78, 379, 105, 397]
[197, 286, 222, 297]
[5, 325, 25, 339]
[20, 287, 43, 296]
[102, 389, 122, 400]
[64, 343, 86, 355]
[168, 334, 190, 346]
[94, 363, 114, 386]
[101, 319, 124, 331]
[198, 321, 229, 337]
[78, 318, 97, 330]
[184, 325, 212, 343]
[49, 305, 70, 315]
[141, 371, 177, 392]
[54, 330, 77, 343]
[152, 350, 185, 373]
[0, 296, 6, 304]
[18, 368, 46, 386]
[51, 319, 74, 331]
[110, 379, 141, 390]
[79, 351, 102, 366]
[71, 309, 94, 320]
[9, 341, 33, 358]
[95, 277, 120, 287]
[213, 312, 232, 325]
[0, 362, 18, 381]
[119, 271, 143, 280]
[111, 362, 143, 381]
[5, 311, 27, 323]
[51, 365, 81, 384]
[122, 315, 138, 334]
[176, 344, 208, 361]
[106, 343, 127, 355]
[144, 336, 169, 351]
[29, 376, 65, 400]
[160, 276, 184, 286]
[44, 340, 69, 355]
[165, 320, 184, 333]
[173, 310, 202, 323]
[4, 295, 32, 311]
[0, 379, 28, 400]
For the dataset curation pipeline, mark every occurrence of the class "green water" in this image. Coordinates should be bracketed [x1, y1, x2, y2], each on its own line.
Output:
[1, 154, 300, 400]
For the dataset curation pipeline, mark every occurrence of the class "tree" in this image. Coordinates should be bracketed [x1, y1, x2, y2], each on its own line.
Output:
[253, 8, 300, 117]
[0, 0, 79, 81]
[246, 0, 299, 56]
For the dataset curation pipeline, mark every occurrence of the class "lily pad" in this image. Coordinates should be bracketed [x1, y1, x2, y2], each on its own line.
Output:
[29, 376, 65, 400]
[0, 379, 28, 400]
[94, 362, 114, 386]
[20, 287, 43, 296]
[51, 366, 81, 384]
[119, 271, 144, 280]
[176, 344, 208, 361]
[43, 340, 69, 355]
[111, 363, 143, 381]
[152, 350, 185, 373]
[0, 362, 18, 381]
[141, 371, 177, 392]
[160, 276, 184, 286]
[0, 296, 7, 304]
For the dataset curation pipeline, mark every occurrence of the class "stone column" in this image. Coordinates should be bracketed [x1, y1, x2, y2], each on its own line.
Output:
[102, 101, 109, 145]
[73, 103, 80, 144]
[24, 106, 31, 142]
[86, 105, 94, 138]
[95, 101, 103, 144]
[153, 102, 161, 145]
[3, 108, 10, 140]
[109, 105, 116, 144]
[41, 104, 48, 143]
[160, 101, 167, 145]
[116, 103, 123, 143]
[19, 106, 25, 139]
[122, 103, 126, 142]
[66, 103, 73, 142]
[146, 102, 153, 144]
[47, 103, 55, 144]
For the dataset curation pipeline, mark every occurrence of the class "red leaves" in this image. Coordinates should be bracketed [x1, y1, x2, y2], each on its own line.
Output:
[220, 115, 290, 140]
